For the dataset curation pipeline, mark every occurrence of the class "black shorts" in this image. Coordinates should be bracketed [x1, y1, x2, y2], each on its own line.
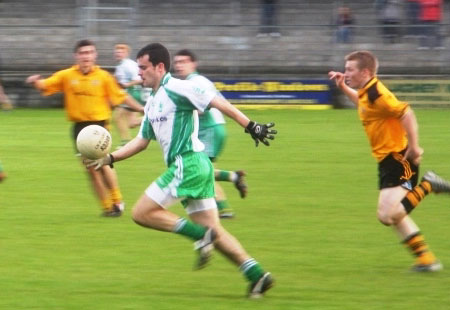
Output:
[72, 120, 109, 152]
[378, 150, 419, 190]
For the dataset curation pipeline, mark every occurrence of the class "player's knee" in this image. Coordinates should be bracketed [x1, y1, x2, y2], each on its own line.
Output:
[377, 209, 394, 226]
[132, 205, 162, 228]
[131, 205, 147, 226]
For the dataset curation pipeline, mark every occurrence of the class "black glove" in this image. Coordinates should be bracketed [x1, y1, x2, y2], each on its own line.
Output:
[245, 121, 277, 147]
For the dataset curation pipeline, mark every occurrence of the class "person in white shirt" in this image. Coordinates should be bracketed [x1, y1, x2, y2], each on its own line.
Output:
[174, 49, 247, 219]
[113, 44, 149, 147]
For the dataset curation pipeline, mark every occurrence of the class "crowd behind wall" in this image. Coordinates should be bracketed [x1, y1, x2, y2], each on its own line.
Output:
[0, 0, 449, 107]
[0, 1, 448, 72]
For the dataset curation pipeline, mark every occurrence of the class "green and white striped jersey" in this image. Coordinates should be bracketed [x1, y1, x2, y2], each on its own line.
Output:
[138, 73, 216, 165]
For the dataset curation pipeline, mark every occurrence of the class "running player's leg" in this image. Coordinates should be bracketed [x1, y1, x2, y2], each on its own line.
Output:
[204, 124, 246, 216]
[86, 166, 113, 214]
[376, 151, 441, 271]
[113, 106, 133, 147]
[132, 190, 181, 231]
[132, 178, 214, 247]
[188, 202, 274, 297]
[395, 216, 440, 271]
[189, 205, 248, 264]
[74, 121, 123, 216]
[377, 185, 440, 271]
[215, 170, 247, 199]
[213, 122, 247, 198]
[214, 182, 234, 218]
[132, 182, 216, 271]
[100, 165, 124, 214]
[377, 185, 409, 226]
[129, 111, 143, 128]
[213, 124, 247, 198]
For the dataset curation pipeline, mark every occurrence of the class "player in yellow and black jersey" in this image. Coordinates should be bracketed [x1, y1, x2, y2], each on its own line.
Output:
[329, 50, 450, 272]
[26, 39, 143, 217]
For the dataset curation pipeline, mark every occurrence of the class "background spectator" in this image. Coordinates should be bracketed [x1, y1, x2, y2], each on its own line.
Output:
[335, 6, 355, 43]
[376, 0, 403, 43]
[418, 0, 444, 49]
[257, 0, 280, 37]
[405, 0, 421, 37]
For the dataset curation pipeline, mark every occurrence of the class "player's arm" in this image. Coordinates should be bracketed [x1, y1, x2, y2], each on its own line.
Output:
[328, 71, 358, 106]
[111, 136, 149, 161]
[25, 74, 45, 90]
[84, 136, 150, 170]
[209, 95, 249, 127]
[108, 72, 144, 112]
[400, 108, 423, 165]
[209, 95, 277, 146]
[120, 79, 142, 89]
[122, 95, 144, 112]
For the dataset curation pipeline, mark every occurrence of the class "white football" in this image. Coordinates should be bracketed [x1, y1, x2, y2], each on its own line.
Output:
[76, 125, 112, 159]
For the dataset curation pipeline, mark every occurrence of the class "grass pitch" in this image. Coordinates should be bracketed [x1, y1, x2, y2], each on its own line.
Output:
[1, 108, 450, 310]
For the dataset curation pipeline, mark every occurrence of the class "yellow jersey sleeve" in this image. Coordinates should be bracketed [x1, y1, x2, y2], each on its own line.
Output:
[42, 70, 66, 96]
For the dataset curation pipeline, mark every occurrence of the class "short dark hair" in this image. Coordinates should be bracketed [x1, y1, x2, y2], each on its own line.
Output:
[136, 43, 170, 71]
[345, 50, 378, 76]
[175, 49, 197, 62]
[74, 39, 95, 53]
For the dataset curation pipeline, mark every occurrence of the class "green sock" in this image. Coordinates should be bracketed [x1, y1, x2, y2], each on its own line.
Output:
[240, 258, 265, 282]
[216, 170, 232, 182]
[173, 218, 207, 241]
[173, 217, 207, 241]
[216, 200, 229, 211]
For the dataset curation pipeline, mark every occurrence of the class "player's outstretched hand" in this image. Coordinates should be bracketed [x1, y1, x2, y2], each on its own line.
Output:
[83, 154, 113, 170]
[328, 71, 345, 89]
[245, 121, 277, 147]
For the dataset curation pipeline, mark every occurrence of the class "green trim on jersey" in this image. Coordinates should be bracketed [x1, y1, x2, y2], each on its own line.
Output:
[161, 73, 171, 86]
[164, 88, 196, 164]
[140, 116, 156, 140]
[165, 87, 196, 111]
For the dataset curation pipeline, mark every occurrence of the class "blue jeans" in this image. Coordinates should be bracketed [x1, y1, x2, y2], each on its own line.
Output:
[336, 26, 352, 43]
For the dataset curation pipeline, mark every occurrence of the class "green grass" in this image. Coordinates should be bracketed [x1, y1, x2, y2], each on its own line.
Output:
[1, 108, 450, 310]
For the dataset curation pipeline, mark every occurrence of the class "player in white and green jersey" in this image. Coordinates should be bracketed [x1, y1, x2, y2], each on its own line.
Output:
[113, 44, 150, 147]
[85, 43, 277, 298]
[174, 49, 247, 218]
